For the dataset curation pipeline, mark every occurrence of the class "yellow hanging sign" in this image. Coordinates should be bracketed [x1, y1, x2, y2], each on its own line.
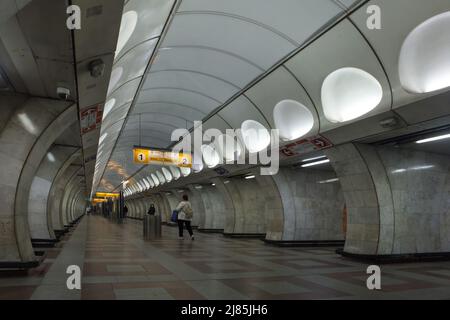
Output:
[133, 148, 192, 168]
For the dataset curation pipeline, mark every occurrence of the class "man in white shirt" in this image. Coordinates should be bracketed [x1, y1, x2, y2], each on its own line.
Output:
[175, 194, 194, 240]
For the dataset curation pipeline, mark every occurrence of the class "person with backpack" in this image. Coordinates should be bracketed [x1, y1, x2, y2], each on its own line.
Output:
[175, 194, 194, 240]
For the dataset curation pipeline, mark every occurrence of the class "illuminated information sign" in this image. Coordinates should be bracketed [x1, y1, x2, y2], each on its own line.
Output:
[133, 147, 192, 168]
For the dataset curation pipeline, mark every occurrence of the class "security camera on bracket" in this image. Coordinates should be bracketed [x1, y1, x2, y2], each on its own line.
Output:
[56, 86, 71, 100]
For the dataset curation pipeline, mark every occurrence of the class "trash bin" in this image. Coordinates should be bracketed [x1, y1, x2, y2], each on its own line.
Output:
[143, 215, 162, 240]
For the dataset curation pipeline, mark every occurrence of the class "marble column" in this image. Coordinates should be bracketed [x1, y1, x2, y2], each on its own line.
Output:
[325, 143, 450, 256]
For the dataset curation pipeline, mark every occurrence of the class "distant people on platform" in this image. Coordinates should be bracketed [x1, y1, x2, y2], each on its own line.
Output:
[175, 195, 194, 240]
[147, 203, 156, 215]
[123, 205, 128, 218]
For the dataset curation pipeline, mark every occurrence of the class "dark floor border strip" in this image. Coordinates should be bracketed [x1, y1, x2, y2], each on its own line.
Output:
[223, 233, 266, 239]
[198, 229, 225, 234]
[0, 261, 40, 269]
[264, 239, 345, 247]
[32, 243, 56, 249]
[31, 238, 58, 243]
[336, 249, 450, 264]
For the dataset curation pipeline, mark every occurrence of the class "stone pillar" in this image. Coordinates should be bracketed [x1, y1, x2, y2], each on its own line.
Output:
[0, 95, 73, 263]
[325, 143, 450, 256]
[47, 151, 82, 232]
[28, 146, 79, 240]
[271, 167, 345, 242]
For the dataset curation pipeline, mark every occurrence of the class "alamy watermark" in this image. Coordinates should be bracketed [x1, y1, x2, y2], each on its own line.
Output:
[366, 265, 382, 290]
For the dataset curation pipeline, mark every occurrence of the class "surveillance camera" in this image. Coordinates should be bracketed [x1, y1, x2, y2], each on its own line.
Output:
[57, 87, 71, 100]
[89, 59, 105, 78]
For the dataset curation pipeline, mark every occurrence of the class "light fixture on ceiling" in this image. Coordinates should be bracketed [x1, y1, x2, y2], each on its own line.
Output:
[301, 159, 330, 168]
[245, 175, 256, 180]
[180, 167, 191, 177]
[143, 179, 150, 190]
[273, 100, 314, 141]
[17, 112, 38, 135]
[115, 11, 138, 59]
[107, 67, 123, 95]
[216, 134, 243, 162]
[146, 177, 154, 188]
[201, 144, 220, 168]
[156, 171, 166, 184]
[416, 133, 450, 144]
[103, 98, 116, 119]
[318, 178, 339, 184]
[241, 120, 271, 153]
[99, 133, 108, 144]
[321, 67, 383, 123]
[46, 152, 56, 163]
[162, 167, 173, 182]
[399, 11, 450, 93]
[302, 155, 327, 163]
[169, 166, 181, 180]
[151, 173, 160, 187]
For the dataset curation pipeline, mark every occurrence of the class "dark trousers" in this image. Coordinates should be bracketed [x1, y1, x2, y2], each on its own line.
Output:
[177, 220, 193, 237]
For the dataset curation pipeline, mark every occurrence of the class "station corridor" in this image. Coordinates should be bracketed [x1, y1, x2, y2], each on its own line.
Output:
[1, 215, 449, 300]
[1, 0, 450, 303]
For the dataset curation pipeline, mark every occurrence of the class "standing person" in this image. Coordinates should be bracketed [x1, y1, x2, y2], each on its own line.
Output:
[123, 205, 128, 219]
[147, 203, 156, 215]
[175, 195, 194, 240]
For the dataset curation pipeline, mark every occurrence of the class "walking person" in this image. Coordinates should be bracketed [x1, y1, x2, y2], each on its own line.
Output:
[175, 195, 194, 240]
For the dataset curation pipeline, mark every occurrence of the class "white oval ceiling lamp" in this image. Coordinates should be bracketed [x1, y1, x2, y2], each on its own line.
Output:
[321, 67, 383, 123]
[216, 134, 243, 162]
[99, 133, 108, 144]
[147, 177, 155, 188]
[156, 171, 166, 184]
[273, 100, 314, 141]
[103, 98, 116, 119]
[169, 166, 181, 180]
[399, 12, 450, 94]
[180, 167, 191, 177]
[107, 67, 123, 95]
[143, 179, 150, 190]
[151, 174, 160, 187]
[115, 11, 138, 59]
[162, 167, 173, 182]
[201, 144, 220, 168]
[241, 120, 271, 153]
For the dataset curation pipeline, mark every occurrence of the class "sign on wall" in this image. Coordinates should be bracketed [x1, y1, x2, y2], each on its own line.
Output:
[280, 135, 333, 158]
[80, 104, 103, 134]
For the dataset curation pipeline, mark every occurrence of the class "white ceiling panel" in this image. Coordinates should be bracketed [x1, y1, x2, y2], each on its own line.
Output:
[178, 0, 343, 46]
[149, 47, 262, 88]
[108, 39, 157, 95]
[218, 96, 271, 130]
[133, 102, 206, 121]
[137, 87, 221, 114]
[162, 14, 296, 69]
[245, 66, 319, 135]
[115, 0, 175, 62]
[142, 70, 240, 103]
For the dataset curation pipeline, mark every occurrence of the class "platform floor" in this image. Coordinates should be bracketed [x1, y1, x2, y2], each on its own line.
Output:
[1, 216, 450, 300]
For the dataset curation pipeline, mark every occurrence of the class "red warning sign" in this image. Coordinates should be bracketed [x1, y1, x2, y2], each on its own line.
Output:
[280, 135, 333, 158]
[80, 104, 103, 135]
